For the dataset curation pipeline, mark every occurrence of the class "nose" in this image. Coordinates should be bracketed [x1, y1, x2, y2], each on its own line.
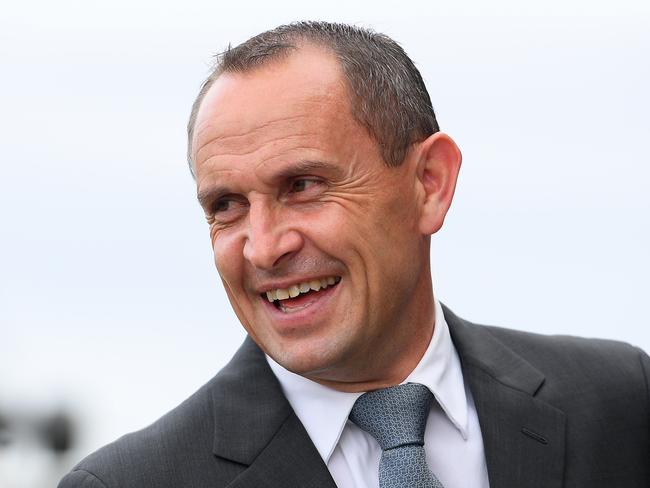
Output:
[242, 201, 304, 270]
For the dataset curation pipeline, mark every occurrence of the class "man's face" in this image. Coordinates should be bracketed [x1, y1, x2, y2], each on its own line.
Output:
[192, 47, 433, 387]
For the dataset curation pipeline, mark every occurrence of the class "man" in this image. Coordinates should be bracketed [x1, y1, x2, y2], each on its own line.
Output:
[59, 22, 649, 488]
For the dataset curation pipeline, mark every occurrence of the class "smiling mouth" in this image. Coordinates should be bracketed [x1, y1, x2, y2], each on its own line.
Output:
[261, 276, 341, 313]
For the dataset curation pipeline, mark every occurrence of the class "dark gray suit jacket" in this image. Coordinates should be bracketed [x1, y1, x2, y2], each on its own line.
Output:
[59, 306, 650, 487]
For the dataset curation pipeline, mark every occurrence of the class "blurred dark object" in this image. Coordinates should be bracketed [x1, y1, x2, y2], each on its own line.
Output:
[0, 411, 10, 446]
[0, 406, 77, 488]
[0, 407, 75, 454]
[40, 411, 74, 455]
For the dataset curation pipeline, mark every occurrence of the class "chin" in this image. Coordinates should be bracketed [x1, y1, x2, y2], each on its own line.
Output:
[270, 335, 358, 382]
[271, 348, 331, 376]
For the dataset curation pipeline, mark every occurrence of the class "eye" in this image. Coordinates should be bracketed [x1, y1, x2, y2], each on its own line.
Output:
[214, 199, 233, 213]
[289, 178, 321, 193]
[209, 195, 248, 224]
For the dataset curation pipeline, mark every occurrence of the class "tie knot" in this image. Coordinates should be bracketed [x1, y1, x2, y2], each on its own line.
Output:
[349, 383, 433, 451]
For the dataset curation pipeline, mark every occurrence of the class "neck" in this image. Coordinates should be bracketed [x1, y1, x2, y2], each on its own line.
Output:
[308, 327, 434, 393]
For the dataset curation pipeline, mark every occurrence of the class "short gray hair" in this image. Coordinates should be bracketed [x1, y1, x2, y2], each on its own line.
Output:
[187, 21, 439, 176]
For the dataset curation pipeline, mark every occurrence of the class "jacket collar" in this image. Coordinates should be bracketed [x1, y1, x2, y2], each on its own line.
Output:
[444, 305, 566, 488]
[443, 304, 545, 395]
[210, 337, 337, 487]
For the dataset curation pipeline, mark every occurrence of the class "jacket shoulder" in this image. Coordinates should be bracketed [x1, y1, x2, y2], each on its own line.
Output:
[483, 324, 646, 375]
[481, 324, 649, 406]
[59, 354, 250, 488]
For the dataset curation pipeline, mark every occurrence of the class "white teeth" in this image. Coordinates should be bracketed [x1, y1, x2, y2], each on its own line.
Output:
[276, 288, 290, 300]
[265, 276, 340, 303]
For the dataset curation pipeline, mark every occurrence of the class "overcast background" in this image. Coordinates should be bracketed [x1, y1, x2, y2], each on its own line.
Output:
[1, 0, 649, 485]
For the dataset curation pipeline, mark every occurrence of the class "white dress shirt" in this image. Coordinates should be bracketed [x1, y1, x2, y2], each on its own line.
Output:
[267, 299, 490, 488]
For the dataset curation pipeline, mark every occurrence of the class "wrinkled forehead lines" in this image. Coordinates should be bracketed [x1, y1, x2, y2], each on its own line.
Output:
[194, 113, 318, 165]
[193, 96, 355, 183]
[193, 105, 352, 190]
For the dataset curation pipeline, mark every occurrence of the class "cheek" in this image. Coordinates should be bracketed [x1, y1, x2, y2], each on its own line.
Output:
[293, 202, 391, 265]
[211, 231, 245, 284]
[301, 199, 368, 234]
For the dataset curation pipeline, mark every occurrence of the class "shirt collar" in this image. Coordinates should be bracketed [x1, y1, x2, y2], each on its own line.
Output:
[266, 299, 469, 463]
[405, 299, 469, 439]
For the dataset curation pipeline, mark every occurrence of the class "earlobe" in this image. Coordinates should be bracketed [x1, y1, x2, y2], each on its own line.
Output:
[416, 133, 462, 235]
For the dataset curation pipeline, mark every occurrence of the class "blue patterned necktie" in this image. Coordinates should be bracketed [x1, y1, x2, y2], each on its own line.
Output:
[349, 383, 445, 488]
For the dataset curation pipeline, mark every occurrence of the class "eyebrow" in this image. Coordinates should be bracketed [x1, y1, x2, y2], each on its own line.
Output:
[197, 185, 230, 210]
[271, 159, 342, 181]
[196, 159, 342, 209]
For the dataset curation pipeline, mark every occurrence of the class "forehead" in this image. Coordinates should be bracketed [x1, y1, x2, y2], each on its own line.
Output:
[197, 46, 348, 124]
[191, 47, 376, 181]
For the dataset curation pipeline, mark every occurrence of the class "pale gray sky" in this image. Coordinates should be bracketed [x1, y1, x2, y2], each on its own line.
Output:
[1, 0, 649, 478]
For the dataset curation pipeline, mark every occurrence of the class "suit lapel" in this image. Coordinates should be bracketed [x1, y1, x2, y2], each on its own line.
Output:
[225, 413, 337, 488]
[444, 306, 566, 488]
[211, 338, 336, 488]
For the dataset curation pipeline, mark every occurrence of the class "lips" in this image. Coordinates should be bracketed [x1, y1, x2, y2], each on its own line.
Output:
[260, 276, 341, 314]
[263, 276, 341, 302]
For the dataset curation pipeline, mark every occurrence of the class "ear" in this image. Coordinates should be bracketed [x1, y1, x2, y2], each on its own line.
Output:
[415, 132, 462, 235]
